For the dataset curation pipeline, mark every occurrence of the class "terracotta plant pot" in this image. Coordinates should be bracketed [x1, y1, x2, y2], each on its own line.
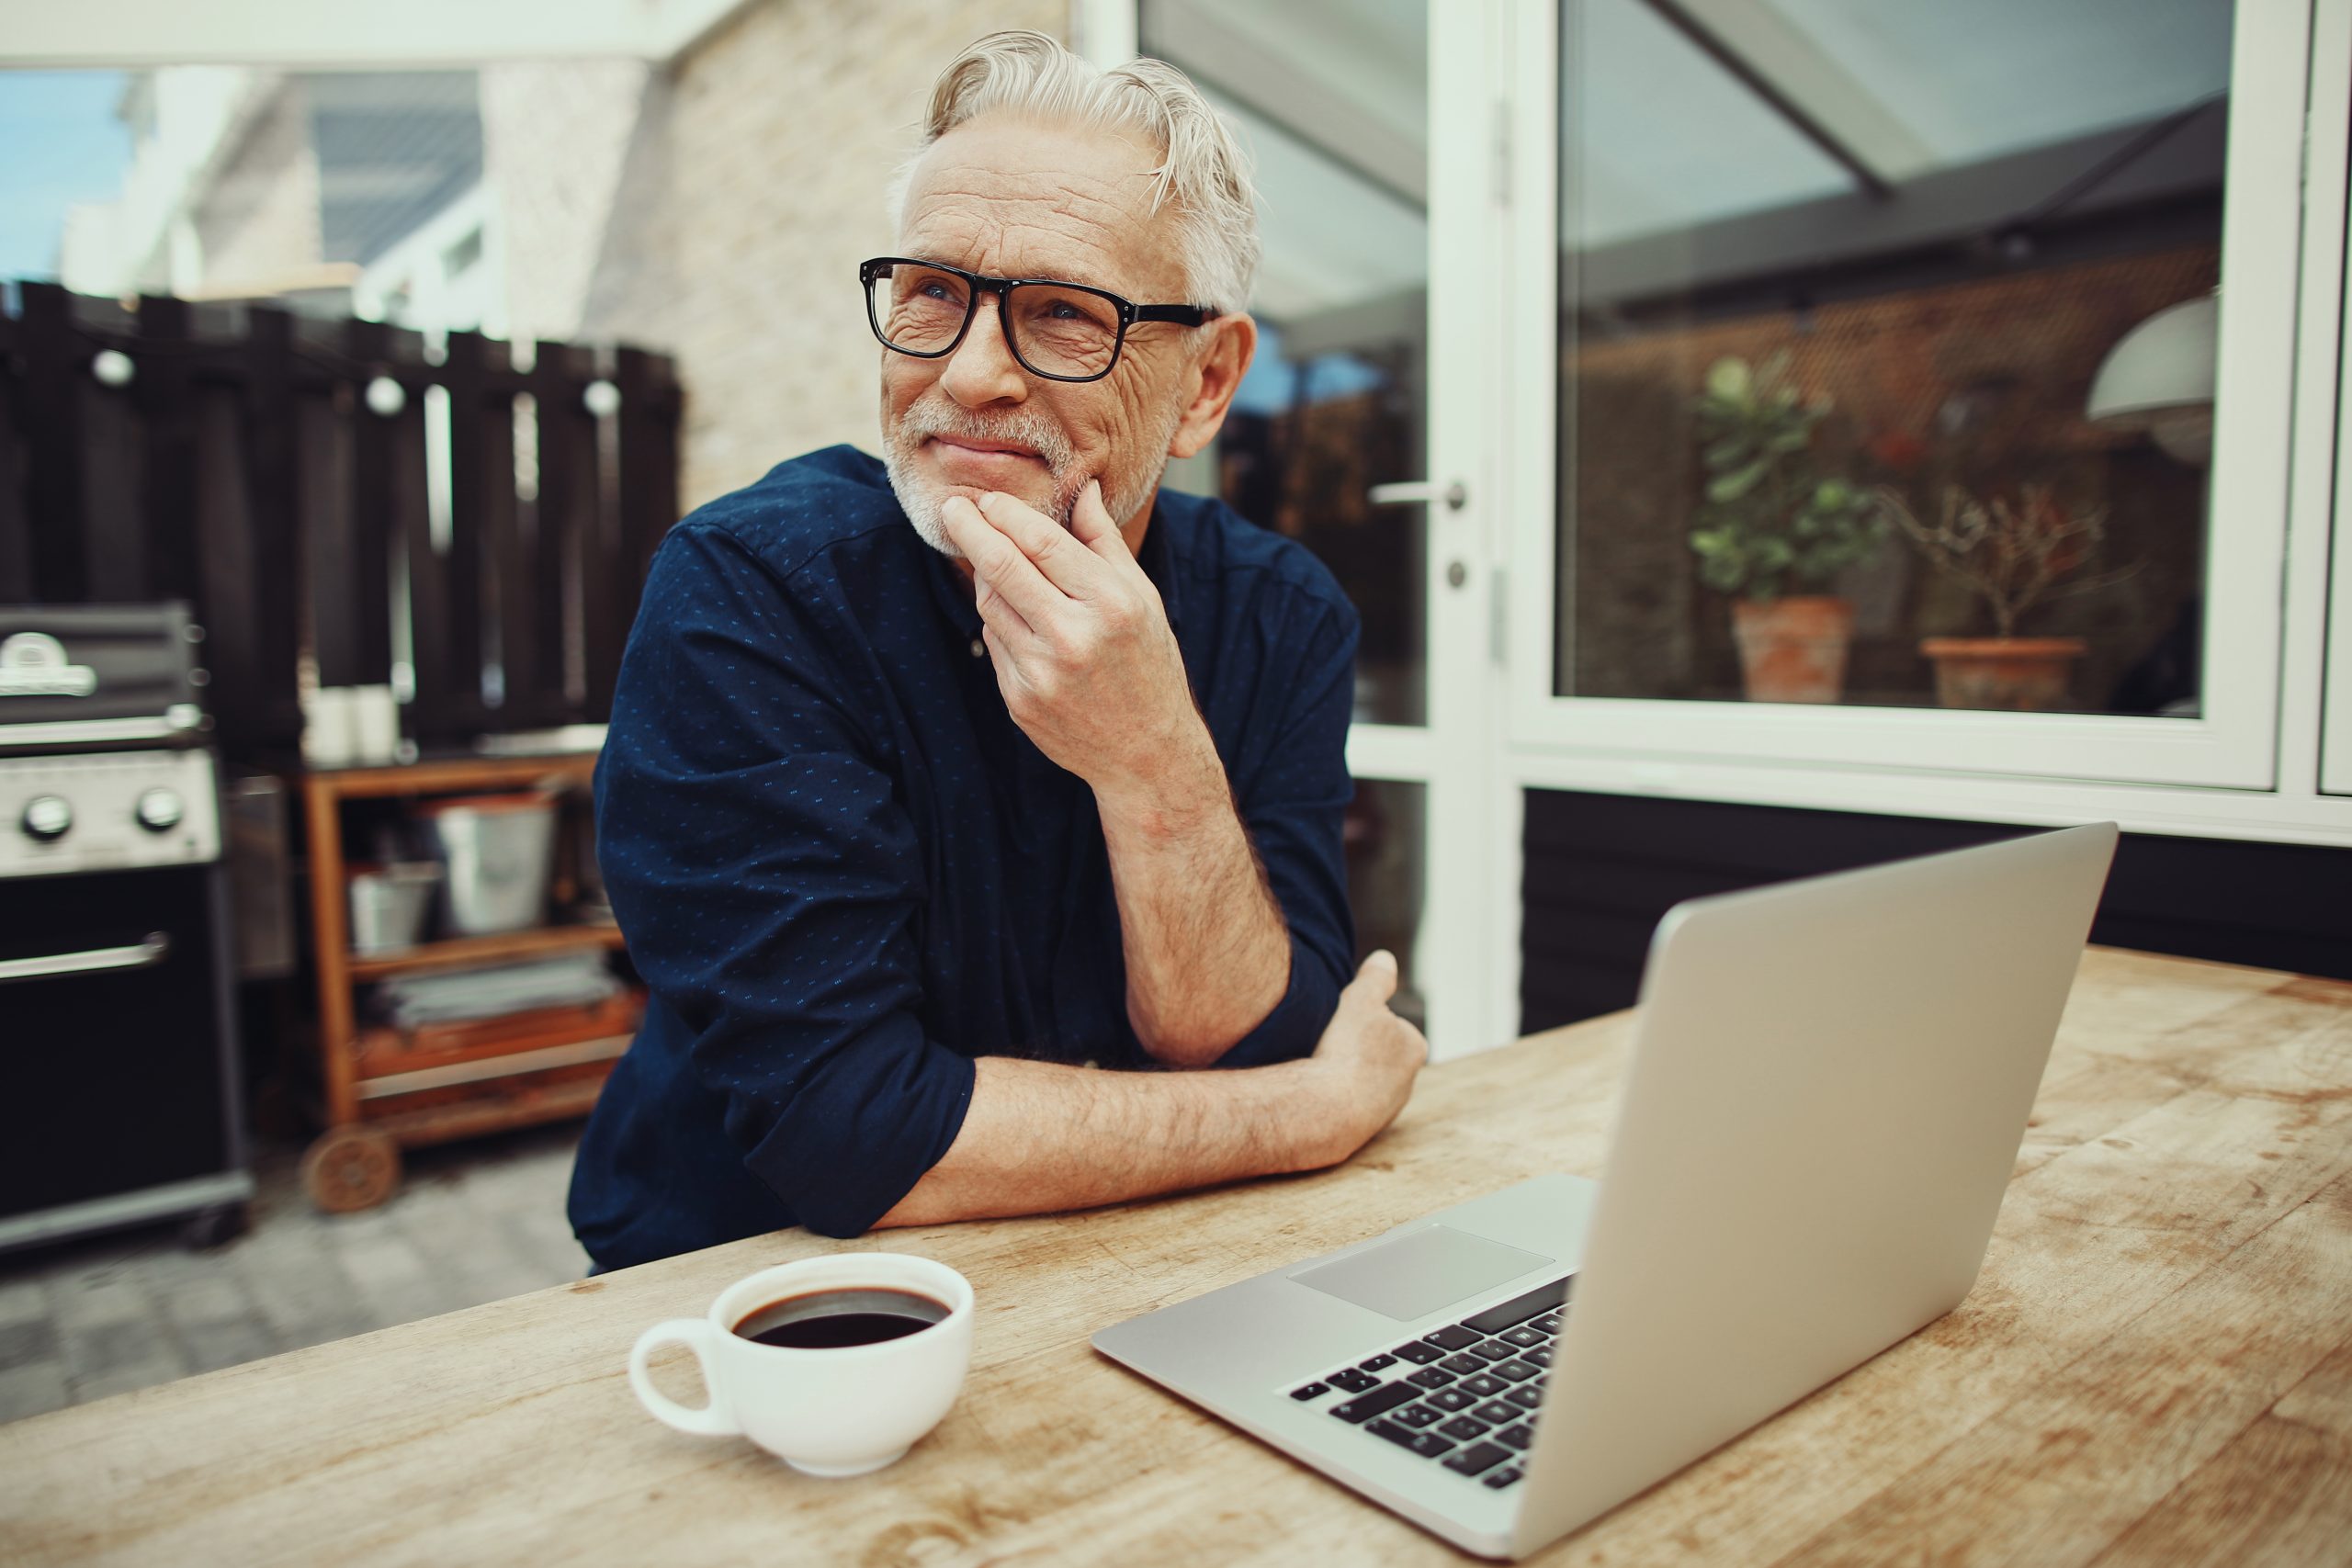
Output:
[1920, 637, 2086, 711]
[1731, 596, 1853, 705]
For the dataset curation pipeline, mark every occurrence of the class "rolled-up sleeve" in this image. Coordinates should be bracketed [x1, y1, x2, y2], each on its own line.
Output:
[595, 525, 973, 1236]
[1213, 602, 1362, 1069]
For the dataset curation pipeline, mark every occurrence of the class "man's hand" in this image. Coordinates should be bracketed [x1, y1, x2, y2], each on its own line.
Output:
[878, 950, 1430, 1229]
[1301, 951, 1430, 1165]
[940, 477, 1290, 1064]
[938, 482, 1212, 806]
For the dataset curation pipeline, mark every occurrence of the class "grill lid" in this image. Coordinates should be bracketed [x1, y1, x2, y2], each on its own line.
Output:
[0, 604, 204, 746]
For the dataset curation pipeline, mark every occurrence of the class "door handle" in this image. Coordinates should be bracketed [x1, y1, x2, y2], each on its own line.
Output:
[0, 931, 172, 984]
[1367, 479, 1468, 511]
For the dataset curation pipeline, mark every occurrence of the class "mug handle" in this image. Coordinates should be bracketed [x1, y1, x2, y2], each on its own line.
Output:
[629, 1318, 740, 1437]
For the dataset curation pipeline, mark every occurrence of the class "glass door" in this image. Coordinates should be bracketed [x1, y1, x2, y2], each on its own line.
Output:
[1136, 0, 1511, 1055]
[1504, 0, 2308, 791]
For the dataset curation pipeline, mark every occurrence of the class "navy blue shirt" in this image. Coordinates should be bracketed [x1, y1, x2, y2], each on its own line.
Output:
[567, 446, 1360, 1268]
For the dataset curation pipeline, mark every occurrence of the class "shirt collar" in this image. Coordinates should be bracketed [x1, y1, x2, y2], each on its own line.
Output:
[922, 491, 1190, 642]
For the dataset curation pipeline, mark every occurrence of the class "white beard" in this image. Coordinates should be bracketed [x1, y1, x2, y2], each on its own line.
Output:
[882, 392, 1179, 557]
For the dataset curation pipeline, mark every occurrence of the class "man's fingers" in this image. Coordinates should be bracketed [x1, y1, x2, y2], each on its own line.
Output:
[976, 490, 1106, 599]
[1069, 479, 1125, 556]
[941, 495, 1066, 628]
[969, 565, 1035, 642]
[1346, 950, 1400, 1007]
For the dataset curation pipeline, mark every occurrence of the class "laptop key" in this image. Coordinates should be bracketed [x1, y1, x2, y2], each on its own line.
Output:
[1506, 1385, 1544, 1410]
[1473, 1399, 1519, 1424]
[1534, 1312, 1565, 1334]
[1423, 1325, 1483, 1351]
[1438, 1416, 1490, 1442]
[1329, 1381, 1421, 1424]
[1290, 1382, 1329, 1401]
[1460, 1278, 1573, 1336]
[1424, 1387, 1476, 1412]
[1498, 1423, 1533, 1450]
[1358, 1353, 1397, 1371]
[1461, 1372, 1509, 1398]
[1391, 1342, 1445, 1366]
[1395, 1403, 1445, 1429]
[1329, 1368, 1381, 1393]
[1483, 1465, 1524, 1490]
[1442, 1441, 1512, 1477]
[1499, 1325, 1547, 1348]
[1492, 1359, 1540, 1382]
[1469, 1340, 1517, 1362]
[1365, 1418, 1455, 1459]
[1408, 1367, 1455, 1390]
[1438, 1353, 1486, 1376]
[1524, 1347, 1554, 1368]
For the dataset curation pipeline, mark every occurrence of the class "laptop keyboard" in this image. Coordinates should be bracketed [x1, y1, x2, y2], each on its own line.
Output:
[1286, 1275, 1571, 1490]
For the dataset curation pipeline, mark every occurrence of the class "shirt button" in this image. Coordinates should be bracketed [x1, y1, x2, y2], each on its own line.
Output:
[969, 637, 986, 659]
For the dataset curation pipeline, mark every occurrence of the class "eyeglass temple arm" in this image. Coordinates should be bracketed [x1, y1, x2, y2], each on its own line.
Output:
[1135, 305, 1216, 326]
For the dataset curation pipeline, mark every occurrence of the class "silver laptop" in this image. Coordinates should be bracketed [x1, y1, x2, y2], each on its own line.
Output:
[1094, 824, 2119, 1559]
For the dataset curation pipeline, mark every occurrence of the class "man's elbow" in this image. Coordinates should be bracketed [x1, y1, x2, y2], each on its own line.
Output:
[1130, 998, 1272, 1069]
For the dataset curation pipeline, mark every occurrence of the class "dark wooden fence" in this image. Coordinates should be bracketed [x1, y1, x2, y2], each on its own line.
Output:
[0, 280, 680, 757]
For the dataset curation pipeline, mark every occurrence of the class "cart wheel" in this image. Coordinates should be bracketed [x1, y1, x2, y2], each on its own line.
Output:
[301, 1127, 402, 1213]
[181, 1202, 248, 1250]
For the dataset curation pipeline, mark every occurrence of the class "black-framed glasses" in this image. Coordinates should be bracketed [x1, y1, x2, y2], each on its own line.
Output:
[860, 257, 1214, 384]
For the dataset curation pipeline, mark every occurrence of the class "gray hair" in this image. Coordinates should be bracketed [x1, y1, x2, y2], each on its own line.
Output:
[887, 30, 1260, 315]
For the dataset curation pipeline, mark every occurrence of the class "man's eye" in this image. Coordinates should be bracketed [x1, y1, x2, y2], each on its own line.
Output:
[1044, 299, 1086, 320]
[916, 281, 957, 301]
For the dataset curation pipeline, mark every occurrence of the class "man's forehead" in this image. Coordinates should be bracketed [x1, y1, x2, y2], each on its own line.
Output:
[899, 114, 1187, 299]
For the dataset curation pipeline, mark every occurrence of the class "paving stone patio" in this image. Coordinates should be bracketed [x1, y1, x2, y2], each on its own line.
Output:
[0, 1122, 590, 1426]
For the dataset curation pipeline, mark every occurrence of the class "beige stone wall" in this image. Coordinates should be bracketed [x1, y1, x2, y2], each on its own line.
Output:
[654, 0, 1067, 508]
[480, 60, 654, 348]
[192, 77, 324, 293]
[484, 1, 1066, 513]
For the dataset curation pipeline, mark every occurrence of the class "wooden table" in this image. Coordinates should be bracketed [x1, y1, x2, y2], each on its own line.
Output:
[4, 949, 2347, 1565]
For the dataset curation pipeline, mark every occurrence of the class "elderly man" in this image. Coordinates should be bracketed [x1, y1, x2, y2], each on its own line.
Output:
[568, 31, 1427, 1270]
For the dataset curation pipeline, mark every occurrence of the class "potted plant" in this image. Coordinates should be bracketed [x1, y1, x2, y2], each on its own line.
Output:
[1686, 355, 1885, 704]
[1874, 483, 2134, 711]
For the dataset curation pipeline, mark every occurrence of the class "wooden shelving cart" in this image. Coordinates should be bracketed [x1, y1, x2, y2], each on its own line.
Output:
[290, 751, 640, 1212]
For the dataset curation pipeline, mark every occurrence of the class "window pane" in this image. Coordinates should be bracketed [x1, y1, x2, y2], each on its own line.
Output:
[1346, 778, 1427, 1029]
[1556, 0, 2232, 717]
[1144, 0, 1430, 725]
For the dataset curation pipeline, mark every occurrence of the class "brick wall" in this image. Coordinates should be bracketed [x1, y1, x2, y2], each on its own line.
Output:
[192, 77, 324, 292]
[480, 61, 653, 348]
[487, 0, 1066, 513]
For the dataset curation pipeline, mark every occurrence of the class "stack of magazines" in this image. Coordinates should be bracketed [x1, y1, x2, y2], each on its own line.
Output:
[371, 954, 621, 1028]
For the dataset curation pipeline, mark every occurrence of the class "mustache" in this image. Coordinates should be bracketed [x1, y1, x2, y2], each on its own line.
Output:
[894, 400, 1078, 475]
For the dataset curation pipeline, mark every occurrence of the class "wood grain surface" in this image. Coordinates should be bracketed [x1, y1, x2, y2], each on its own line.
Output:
[2, 948, 2346, 1566]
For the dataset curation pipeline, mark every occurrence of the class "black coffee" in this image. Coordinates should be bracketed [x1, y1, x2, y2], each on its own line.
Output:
[732, 1287, 950, 1349]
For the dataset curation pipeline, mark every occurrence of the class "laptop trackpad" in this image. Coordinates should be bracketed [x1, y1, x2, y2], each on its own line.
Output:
[1291, 1224, 1555, 1322]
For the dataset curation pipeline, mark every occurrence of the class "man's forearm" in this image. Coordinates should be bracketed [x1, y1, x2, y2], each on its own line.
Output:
[1095, 721, 1290, 1066]
[872, 1052, 1348, 1229]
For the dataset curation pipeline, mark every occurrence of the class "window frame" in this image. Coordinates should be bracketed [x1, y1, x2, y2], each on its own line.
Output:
[1504, 0, 2312, 794]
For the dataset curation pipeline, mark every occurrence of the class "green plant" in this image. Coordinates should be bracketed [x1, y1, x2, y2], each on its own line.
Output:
[1875, 483, 2135, 637]
[1686, 355, 1885, 600]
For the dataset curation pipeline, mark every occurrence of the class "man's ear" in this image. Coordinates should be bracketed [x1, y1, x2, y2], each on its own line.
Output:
[1169, 313, 1258, 459]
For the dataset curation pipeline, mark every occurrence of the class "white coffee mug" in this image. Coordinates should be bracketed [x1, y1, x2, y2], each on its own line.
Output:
[350, 684, 400, 763]
[628, 1253, 975, 1476]
[300, 687, 356, 767]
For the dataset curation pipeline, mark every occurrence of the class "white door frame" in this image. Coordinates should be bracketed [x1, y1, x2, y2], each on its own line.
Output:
[1090, 0, 1521, 1059]
[2318, 0, 2352, 797]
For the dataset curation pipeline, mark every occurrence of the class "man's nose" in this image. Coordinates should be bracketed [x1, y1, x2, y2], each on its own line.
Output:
[938, 293, 1029, 408]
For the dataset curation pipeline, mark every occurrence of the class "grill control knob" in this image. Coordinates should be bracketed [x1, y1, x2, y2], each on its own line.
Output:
[22, 795, 72, 842]
[135, 787, 186, 833]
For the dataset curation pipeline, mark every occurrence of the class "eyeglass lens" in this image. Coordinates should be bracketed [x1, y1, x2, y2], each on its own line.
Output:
[869, 264, 1123, 379]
